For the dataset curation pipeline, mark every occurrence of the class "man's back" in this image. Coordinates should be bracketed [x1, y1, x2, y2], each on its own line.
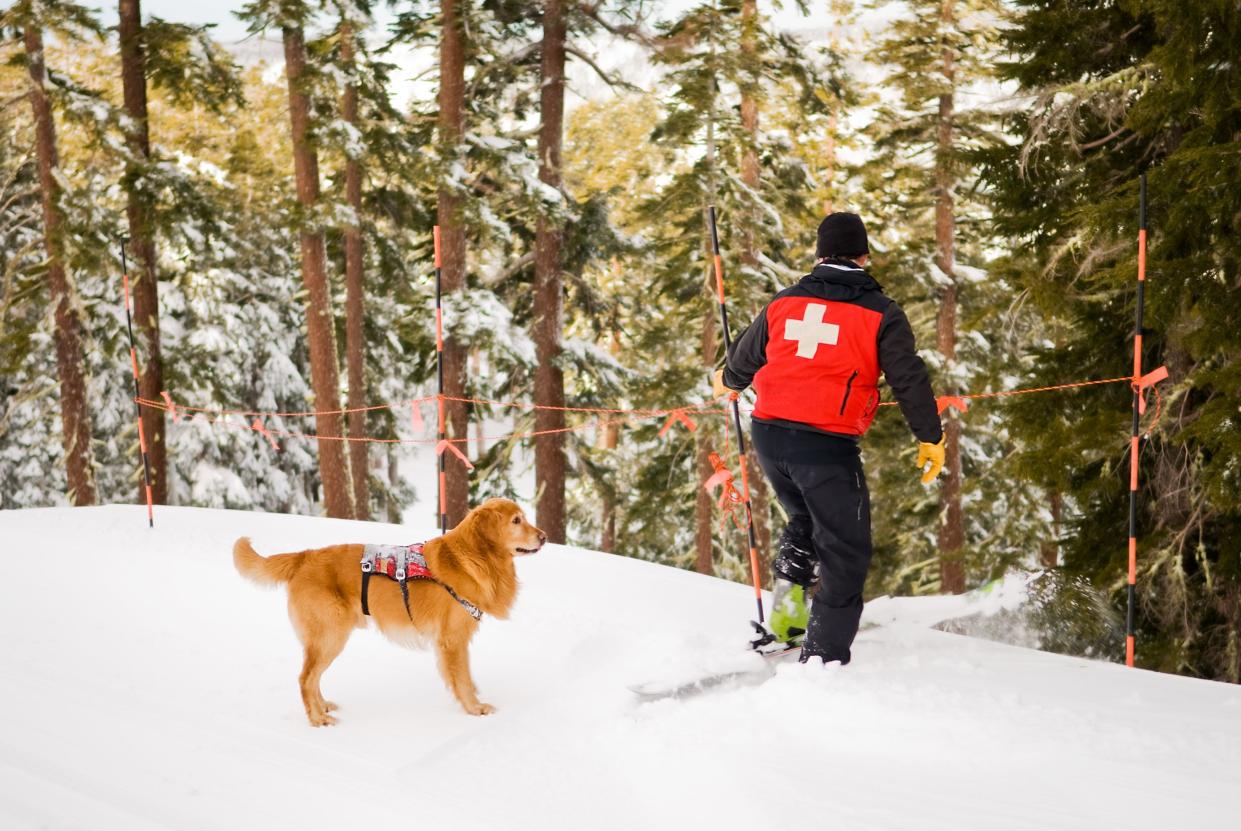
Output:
[724, 258, 941, 445]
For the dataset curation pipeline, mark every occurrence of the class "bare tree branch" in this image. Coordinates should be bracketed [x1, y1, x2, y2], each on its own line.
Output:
[1079, 125, 1127, 151]
[565, 45, 639, 92]
[573, 3, 660, 51]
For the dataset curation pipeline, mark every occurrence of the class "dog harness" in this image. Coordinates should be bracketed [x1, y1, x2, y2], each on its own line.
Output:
[359, 543, 482, 621]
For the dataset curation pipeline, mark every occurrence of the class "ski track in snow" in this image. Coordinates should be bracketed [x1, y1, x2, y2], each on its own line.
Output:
[1, 505, 1239, 830]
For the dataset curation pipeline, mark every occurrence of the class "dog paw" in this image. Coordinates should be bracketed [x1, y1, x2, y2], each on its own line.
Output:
[308, 713, 339, 727]
[466, 702, 496, 716]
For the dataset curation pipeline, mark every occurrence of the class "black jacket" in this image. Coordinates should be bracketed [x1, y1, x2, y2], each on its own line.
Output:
[723, 260, 943, 444]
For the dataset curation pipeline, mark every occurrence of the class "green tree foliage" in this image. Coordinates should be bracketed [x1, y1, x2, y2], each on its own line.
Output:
[982, 0, 1241, 681]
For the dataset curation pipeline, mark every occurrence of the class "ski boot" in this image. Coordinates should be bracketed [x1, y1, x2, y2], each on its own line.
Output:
[768, 524, 817, 645]
[797, 598, 852, 666]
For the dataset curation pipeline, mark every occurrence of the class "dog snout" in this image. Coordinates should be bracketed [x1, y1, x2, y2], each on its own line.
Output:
[537, 531, 547, 545]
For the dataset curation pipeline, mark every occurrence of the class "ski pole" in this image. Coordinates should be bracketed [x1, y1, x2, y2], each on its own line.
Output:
[119, 238, 155, 528]
[1126, 174, 1147, 668]
[434, 225, 447, 536]
[708, 206, 766, 625]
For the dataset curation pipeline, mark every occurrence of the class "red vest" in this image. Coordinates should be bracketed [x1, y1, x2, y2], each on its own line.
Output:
[752, 296, 883, 436]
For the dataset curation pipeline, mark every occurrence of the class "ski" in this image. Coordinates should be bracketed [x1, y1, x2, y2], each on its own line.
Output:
[628, 638, 804, 702]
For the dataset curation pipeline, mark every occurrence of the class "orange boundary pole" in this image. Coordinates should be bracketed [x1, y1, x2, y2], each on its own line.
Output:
[1125, 174, 1147, 667]
[119, 240, 155, 528]
[707, 206, 766, 625]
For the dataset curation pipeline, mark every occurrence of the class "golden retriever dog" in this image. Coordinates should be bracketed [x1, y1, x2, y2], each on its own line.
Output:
[233, 498, 545, 726]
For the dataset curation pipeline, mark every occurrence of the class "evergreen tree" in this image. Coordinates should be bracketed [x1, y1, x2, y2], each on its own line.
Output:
[241, 0, 355, 519]
[620, 0, 834, 576]
[983, 0, 1241, 680]
[859, 0, 1049, 596]
[3, 0, 103, 506]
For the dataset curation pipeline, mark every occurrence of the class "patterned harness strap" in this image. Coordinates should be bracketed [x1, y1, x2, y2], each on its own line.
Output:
[359, 543, 482, 621]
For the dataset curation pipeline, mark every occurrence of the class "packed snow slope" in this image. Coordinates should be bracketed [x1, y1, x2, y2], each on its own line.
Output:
[2, 506, 1239, 830]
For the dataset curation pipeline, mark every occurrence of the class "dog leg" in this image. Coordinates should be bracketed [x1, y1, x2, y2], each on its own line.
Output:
[291, 594, 352, 727]
[435, 631, 494, 716]
[298, 632, 349, 726]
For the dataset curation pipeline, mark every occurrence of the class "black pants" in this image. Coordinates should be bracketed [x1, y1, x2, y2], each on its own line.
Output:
[752, 423, 872, 663]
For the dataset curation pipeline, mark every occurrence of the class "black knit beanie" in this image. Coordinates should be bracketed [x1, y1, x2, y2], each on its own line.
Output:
[816, 212, 869, 259]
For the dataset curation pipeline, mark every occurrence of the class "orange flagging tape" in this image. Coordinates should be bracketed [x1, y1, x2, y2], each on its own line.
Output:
[936, 395, 969, 415]
[704, 451, 746, 531]
[160, 391, 180, 422]
[658, 408, 698, 437]
[250, 418, 279, 451]
[409, 401, 425, 434]
[1135, 366, 1169, 415]
[137, 373, 1162, 450]
[435, 439, 475, 471]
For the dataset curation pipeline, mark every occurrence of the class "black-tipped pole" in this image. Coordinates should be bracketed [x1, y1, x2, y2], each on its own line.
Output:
[708, 206, 766, 625]
[434, 226, 447, 536]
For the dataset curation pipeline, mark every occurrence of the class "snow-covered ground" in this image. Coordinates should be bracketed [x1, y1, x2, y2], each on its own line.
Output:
[1, 505, 1238, 830]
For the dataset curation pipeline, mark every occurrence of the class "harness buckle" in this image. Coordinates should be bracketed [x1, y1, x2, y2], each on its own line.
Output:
[360, 561, 373, 573]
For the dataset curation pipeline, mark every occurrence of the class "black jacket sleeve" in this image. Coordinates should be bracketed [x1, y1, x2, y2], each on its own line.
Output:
[877, 302, 943, 444]
[722, 305, 770, 391]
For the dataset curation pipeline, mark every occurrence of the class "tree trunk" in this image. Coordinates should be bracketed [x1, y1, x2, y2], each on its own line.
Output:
[340, 18, 371, 520]
[282, 24, 354, 519]
[739, 0, 760, 262]
[737, 0, 772, 577]
[118, 0, 167, 505]
[25, 25, 96, 506]
[822, 2, 845, 214]
[1040, 491, 1062, 569]
[935, 0, 965, 594]
[533, 0, 568, 543]
[600, 330, 620, 553]
[437, 0, 470, 529]
[694, 315, 716, 576]
[470, 351, 485, 457]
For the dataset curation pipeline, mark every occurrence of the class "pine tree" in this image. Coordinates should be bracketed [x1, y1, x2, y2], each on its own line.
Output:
[337, 4, 370, 519]
[5, 0, 101, 506]
[242, 0, 355, 519]
[622, 0, 833, 576]
[983, 0, 1241, 680]
[116, 0, 170, 505]
[532, 0, 569, 544]
[861, 0, 1039, 595]
[436, 0, 470, 530]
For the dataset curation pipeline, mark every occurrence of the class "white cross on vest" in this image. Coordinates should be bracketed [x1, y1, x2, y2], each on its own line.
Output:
[784, 303, 839, 359]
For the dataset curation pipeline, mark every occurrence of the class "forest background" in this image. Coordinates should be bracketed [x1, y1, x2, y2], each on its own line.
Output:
[2, 0, 1238, 683]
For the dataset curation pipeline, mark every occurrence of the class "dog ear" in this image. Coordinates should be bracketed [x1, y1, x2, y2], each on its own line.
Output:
[473, 499, 506, 539]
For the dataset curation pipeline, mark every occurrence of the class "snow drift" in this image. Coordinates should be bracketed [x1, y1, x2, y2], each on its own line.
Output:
[1, 505, 1238, 830]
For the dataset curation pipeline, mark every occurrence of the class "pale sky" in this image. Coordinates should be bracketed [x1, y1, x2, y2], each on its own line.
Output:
[134, 1, 831, 44]
[141, 0, 257, 42]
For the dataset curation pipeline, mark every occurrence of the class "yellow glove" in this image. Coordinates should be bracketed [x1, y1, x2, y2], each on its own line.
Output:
[917, 436, 946, 485]
[712, 369, 731, 399]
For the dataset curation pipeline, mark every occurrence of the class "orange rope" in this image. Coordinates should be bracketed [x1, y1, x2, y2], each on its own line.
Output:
[138, 398, 643, 447]
[133, 395, 435, 419]
[138, 374, 1153, 448]
[440, 394, 730, 418]
[874, 375, 1133, 407]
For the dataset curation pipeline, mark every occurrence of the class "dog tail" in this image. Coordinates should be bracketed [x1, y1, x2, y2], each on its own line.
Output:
[233, 537, 302, 586]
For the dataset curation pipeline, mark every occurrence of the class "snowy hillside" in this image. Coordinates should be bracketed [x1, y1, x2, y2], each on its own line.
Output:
[1, 506, 1238, 830]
